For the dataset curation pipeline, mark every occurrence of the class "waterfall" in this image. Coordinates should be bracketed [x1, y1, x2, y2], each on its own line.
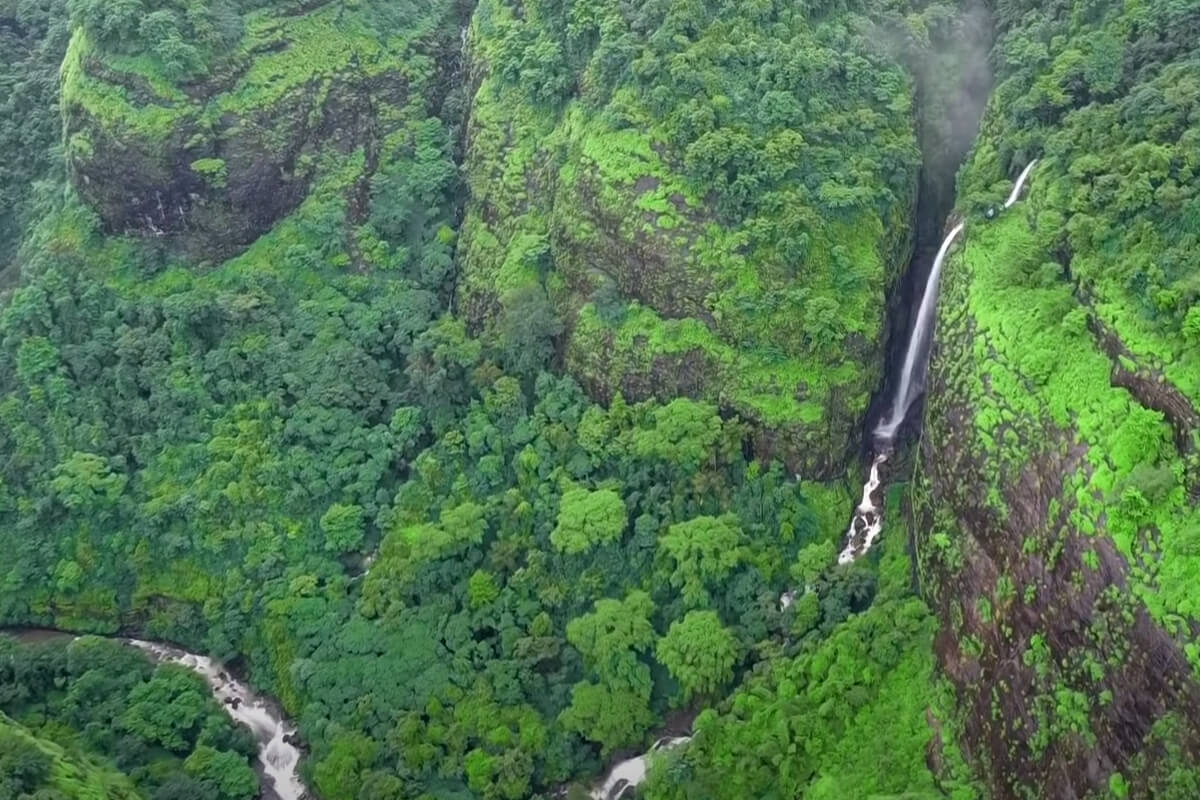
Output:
[838, 453, 887, 565]
[873, 221, 966, 444]
[838, 160, 1039, 564]
[1004, 159, 1039, 209]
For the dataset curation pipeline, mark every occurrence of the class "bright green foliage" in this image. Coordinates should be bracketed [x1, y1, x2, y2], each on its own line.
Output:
[0, 725, 52, 798]
[913, 0, 1200, 793]
[120, 667, 212, 751]
[458, 0, 934, 476]
[312, 733, 380, 800]
[59, 0, 466, 261]
[645, 525, 979, 800]
[659, 516, 746, 608]
[468, 570, 502, 609]
[0, 713, 142, 800]
[184, 746, 258, 800]
[567, 592, 656, 692]
[0, 0, 68, 273]
[559, 681, 656, 757]
[10, 0, 1191, 795]
[550, 488, 628, 555]
[791, 540, 837, 587]
[655, 611, 739, 702]
[320, 504, 366, 555]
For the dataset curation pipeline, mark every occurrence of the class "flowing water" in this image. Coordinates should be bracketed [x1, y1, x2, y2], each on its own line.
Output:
[839, 161, 1039, 564]
[1, 630, 309, 799]
[1004, 159, 1039, 209]
[126, 640, 308, 800]
[838, 453, 887, 565]
[589, 737, 692, 800]
[873, 220, 966, 446]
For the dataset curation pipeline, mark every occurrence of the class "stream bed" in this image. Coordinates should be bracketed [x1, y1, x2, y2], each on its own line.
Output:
[127, 639, 308, 800]
[2, 629, 308, 800]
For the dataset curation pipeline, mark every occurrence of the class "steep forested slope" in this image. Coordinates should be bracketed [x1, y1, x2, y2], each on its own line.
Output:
[0, 714, 141, 800]
[0, 0, 69, 276]
[458, 0, 925, 476]
[919, 1, 1200, 796]
[1, 635, 259, 800]
[4, 0, 1199, 798]
[0, 2, 969, 797]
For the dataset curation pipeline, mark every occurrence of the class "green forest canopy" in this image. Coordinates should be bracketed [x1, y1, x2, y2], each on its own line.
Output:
[2, 0, 1200, 797]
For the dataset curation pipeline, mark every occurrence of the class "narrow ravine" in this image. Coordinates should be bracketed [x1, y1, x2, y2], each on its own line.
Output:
[839, 161, 1039, 564]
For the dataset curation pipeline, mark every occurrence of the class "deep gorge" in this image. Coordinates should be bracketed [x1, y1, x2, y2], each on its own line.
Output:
[3, 0, 1200, 798]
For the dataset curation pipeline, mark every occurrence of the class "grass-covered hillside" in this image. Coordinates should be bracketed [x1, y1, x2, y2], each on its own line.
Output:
[458, 0, 933, 476]
[0, 713, 141, 800]
[918, 0, 1200, 795]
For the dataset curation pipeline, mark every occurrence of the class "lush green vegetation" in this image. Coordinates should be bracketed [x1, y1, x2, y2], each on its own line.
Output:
[457, 0, 945, 476]
[644, 494, 982, 800]
[5, 0, 1200, 797]
[0, 0, 969, 789]
[0, 713, 141, 800]
[0, 635, 256, 800]
[0, 0, 69, 276]
[916, 0, 1200, 795]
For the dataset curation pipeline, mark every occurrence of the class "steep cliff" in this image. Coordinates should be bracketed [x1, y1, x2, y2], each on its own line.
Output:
[918, 1, 1200, 795]
[457, 0, 929, 477]
[60, 0, 464, 263]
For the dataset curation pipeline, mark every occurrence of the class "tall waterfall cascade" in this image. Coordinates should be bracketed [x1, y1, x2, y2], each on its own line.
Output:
[839, 161, 1039, 565]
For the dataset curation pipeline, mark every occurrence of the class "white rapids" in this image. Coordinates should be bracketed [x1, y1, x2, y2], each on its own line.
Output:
[127, 640, 308, 800]
[838, 453, 887, 565]
[590, 736, 692, 800]
[839, 160, 1039, 565]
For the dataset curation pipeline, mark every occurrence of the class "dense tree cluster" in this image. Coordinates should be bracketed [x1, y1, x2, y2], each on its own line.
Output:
[455, 0, 961, 476]
[0, 0, 1083, 798]
[0, 0, 69, 273]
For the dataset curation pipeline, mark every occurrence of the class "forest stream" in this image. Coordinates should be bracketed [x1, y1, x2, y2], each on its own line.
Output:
[3, 629, 308, 800]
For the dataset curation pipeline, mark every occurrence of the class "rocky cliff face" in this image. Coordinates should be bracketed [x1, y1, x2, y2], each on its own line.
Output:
[60, 0, 455, 263]
[917, 1, 1200, 795]
[457, 0, 926, 478]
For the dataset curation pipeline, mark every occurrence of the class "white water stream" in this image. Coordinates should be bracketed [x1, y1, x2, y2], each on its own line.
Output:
[838, 453, 887, 565]
[1004, 159, 1039, 209]
[589, 736, 692, 800]
[839, 160, 1039, 564]
[127, 640, 308, 800]
[873, 220, 966, 446]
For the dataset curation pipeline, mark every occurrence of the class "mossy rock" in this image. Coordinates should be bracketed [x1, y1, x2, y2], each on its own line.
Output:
[457, 0, 921, 477]
[60, 2, 414, 261]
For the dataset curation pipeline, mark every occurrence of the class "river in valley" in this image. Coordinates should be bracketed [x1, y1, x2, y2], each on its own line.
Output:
[589, 736, 691, 800]
[127, 639, 307, 800]
[1, 629, 308, 800]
